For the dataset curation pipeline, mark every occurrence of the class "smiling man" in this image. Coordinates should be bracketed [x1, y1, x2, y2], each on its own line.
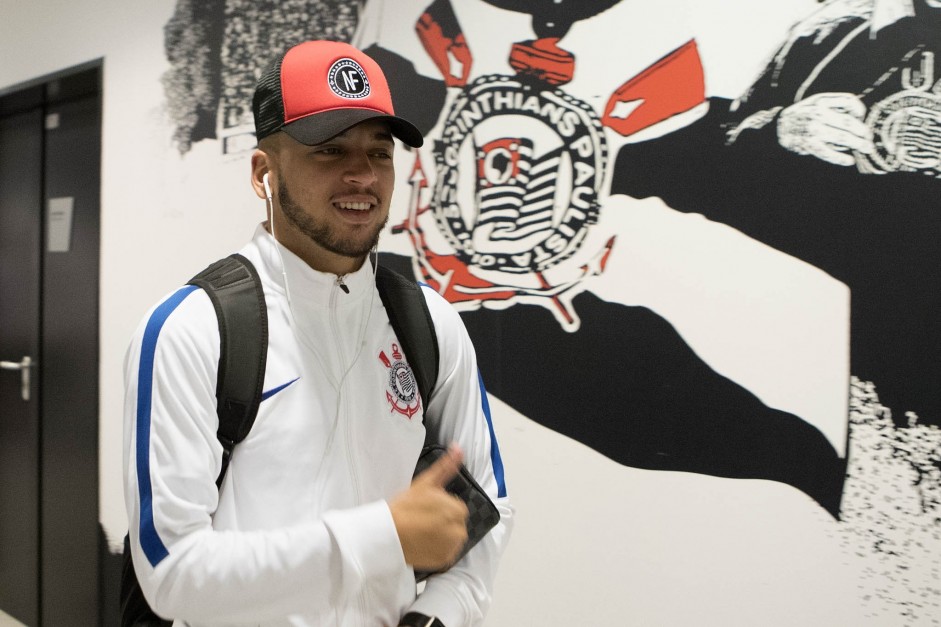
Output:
[123, 40, 512, 627]
[255, 120, 395, 274]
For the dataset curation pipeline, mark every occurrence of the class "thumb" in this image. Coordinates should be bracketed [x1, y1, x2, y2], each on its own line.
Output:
[415, 444, 464, 488]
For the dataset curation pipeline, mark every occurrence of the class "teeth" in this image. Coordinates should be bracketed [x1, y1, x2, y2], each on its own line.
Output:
[337, 202, 371, 211]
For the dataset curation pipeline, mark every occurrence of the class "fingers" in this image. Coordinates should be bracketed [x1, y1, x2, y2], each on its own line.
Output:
[389, 445, 471, 570]
[414, 443, 464, 489]
[778, 93, 875, 165]
[821, 123, 874, 153]
[808, 92, 867, 118]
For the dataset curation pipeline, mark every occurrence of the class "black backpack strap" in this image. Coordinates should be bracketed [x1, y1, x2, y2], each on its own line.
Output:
[121, 535, 172, 627]
[187, 253, 268, 488]
[123, 254, 268, 627]
[375, 265, 439, 442]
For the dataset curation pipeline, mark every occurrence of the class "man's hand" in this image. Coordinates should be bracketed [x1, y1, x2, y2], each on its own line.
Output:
[777, 92, 874, 166]
[389, 445, 469, 571]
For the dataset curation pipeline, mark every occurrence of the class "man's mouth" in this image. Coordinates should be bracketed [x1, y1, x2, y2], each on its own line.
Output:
[335, 201, 372, 211]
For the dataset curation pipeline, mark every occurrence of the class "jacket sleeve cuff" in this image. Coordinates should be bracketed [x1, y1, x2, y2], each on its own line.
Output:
[321, 500, 406, 584]
[407, 583, 471, 627]
[399, 611, 446, 627]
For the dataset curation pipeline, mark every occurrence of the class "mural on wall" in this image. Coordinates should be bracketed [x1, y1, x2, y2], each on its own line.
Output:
[163, 0, 366, 154]
[161, 0, 941, 622]
[380, 0, 854, 516]
[614, 0, 941, 427]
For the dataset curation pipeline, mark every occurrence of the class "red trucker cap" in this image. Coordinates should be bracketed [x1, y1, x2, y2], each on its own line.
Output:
[252, 40, 423, 148]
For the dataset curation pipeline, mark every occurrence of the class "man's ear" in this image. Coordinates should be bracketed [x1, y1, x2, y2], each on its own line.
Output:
[250, 149, 272, 201]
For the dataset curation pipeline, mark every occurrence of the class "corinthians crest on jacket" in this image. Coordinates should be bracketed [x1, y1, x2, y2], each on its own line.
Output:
[379, 343, 422, 419]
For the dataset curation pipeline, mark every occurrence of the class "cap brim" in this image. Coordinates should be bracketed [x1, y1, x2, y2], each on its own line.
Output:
[282, 109, 424, 148]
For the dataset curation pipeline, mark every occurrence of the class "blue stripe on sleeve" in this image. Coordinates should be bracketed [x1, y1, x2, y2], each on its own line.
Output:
[478, 370, 507, 498]
[136, 285, 199, 567]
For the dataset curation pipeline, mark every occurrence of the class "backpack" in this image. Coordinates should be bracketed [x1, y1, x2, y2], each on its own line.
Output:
[120, 254, 439, 626]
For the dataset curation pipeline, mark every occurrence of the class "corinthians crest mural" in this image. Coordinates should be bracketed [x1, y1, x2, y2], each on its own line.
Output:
[406, 72, 609, 328]
[161, 0, 941, 622]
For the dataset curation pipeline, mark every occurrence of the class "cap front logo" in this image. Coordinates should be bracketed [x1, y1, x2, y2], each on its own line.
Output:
[327, 58, 371, 99]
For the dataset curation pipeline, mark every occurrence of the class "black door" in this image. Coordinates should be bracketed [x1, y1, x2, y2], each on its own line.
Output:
[0, 65, 101, 626]
[0, 103, 43, 627]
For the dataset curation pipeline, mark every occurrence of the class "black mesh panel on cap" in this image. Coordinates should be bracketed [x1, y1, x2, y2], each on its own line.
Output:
[252, 55, 287, 141]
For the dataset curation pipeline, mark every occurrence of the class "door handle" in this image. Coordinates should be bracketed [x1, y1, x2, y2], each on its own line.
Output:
[1, 356, 35, 401]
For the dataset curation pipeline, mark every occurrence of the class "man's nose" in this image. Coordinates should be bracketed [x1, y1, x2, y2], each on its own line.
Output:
[343, 151, 378, 186]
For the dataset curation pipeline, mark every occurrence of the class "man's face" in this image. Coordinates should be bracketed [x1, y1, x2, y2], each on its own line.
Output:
[270, 119, 396, 274]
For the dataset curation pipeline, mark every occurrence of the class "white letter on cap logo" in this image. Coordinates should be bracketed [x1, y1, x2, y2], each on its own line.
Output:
[341, 70, 360, 93]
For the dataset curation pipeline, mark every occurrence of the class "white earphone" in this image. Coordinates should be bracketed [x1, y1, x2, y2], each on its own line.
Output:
[263, 172, 276, 241]
[263, 172, 273, 203]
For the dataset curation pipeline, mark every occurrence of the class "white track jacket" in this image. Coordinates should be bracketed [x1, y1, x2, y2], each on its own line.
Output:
[123, 225, 513, 627]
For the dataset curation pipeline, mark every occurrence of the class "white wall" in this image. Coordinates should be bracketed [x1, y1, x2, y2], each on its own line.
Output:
[2, 0, 261, 550]
[1, 1, 931, 625]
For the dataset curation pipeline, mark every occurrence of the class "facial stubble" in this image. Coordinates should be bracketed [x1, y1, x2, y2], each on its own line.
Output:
[277, 178, 387, 260]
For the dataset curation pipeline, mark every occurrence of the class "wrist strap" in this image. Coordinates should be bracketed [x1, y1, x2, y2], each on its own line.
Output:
[399, 611, 445, 627]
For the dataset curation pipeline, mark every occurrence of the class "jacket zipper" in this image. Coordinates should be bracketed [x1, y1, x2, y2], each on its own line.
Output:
[330, 276, 369, 624]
